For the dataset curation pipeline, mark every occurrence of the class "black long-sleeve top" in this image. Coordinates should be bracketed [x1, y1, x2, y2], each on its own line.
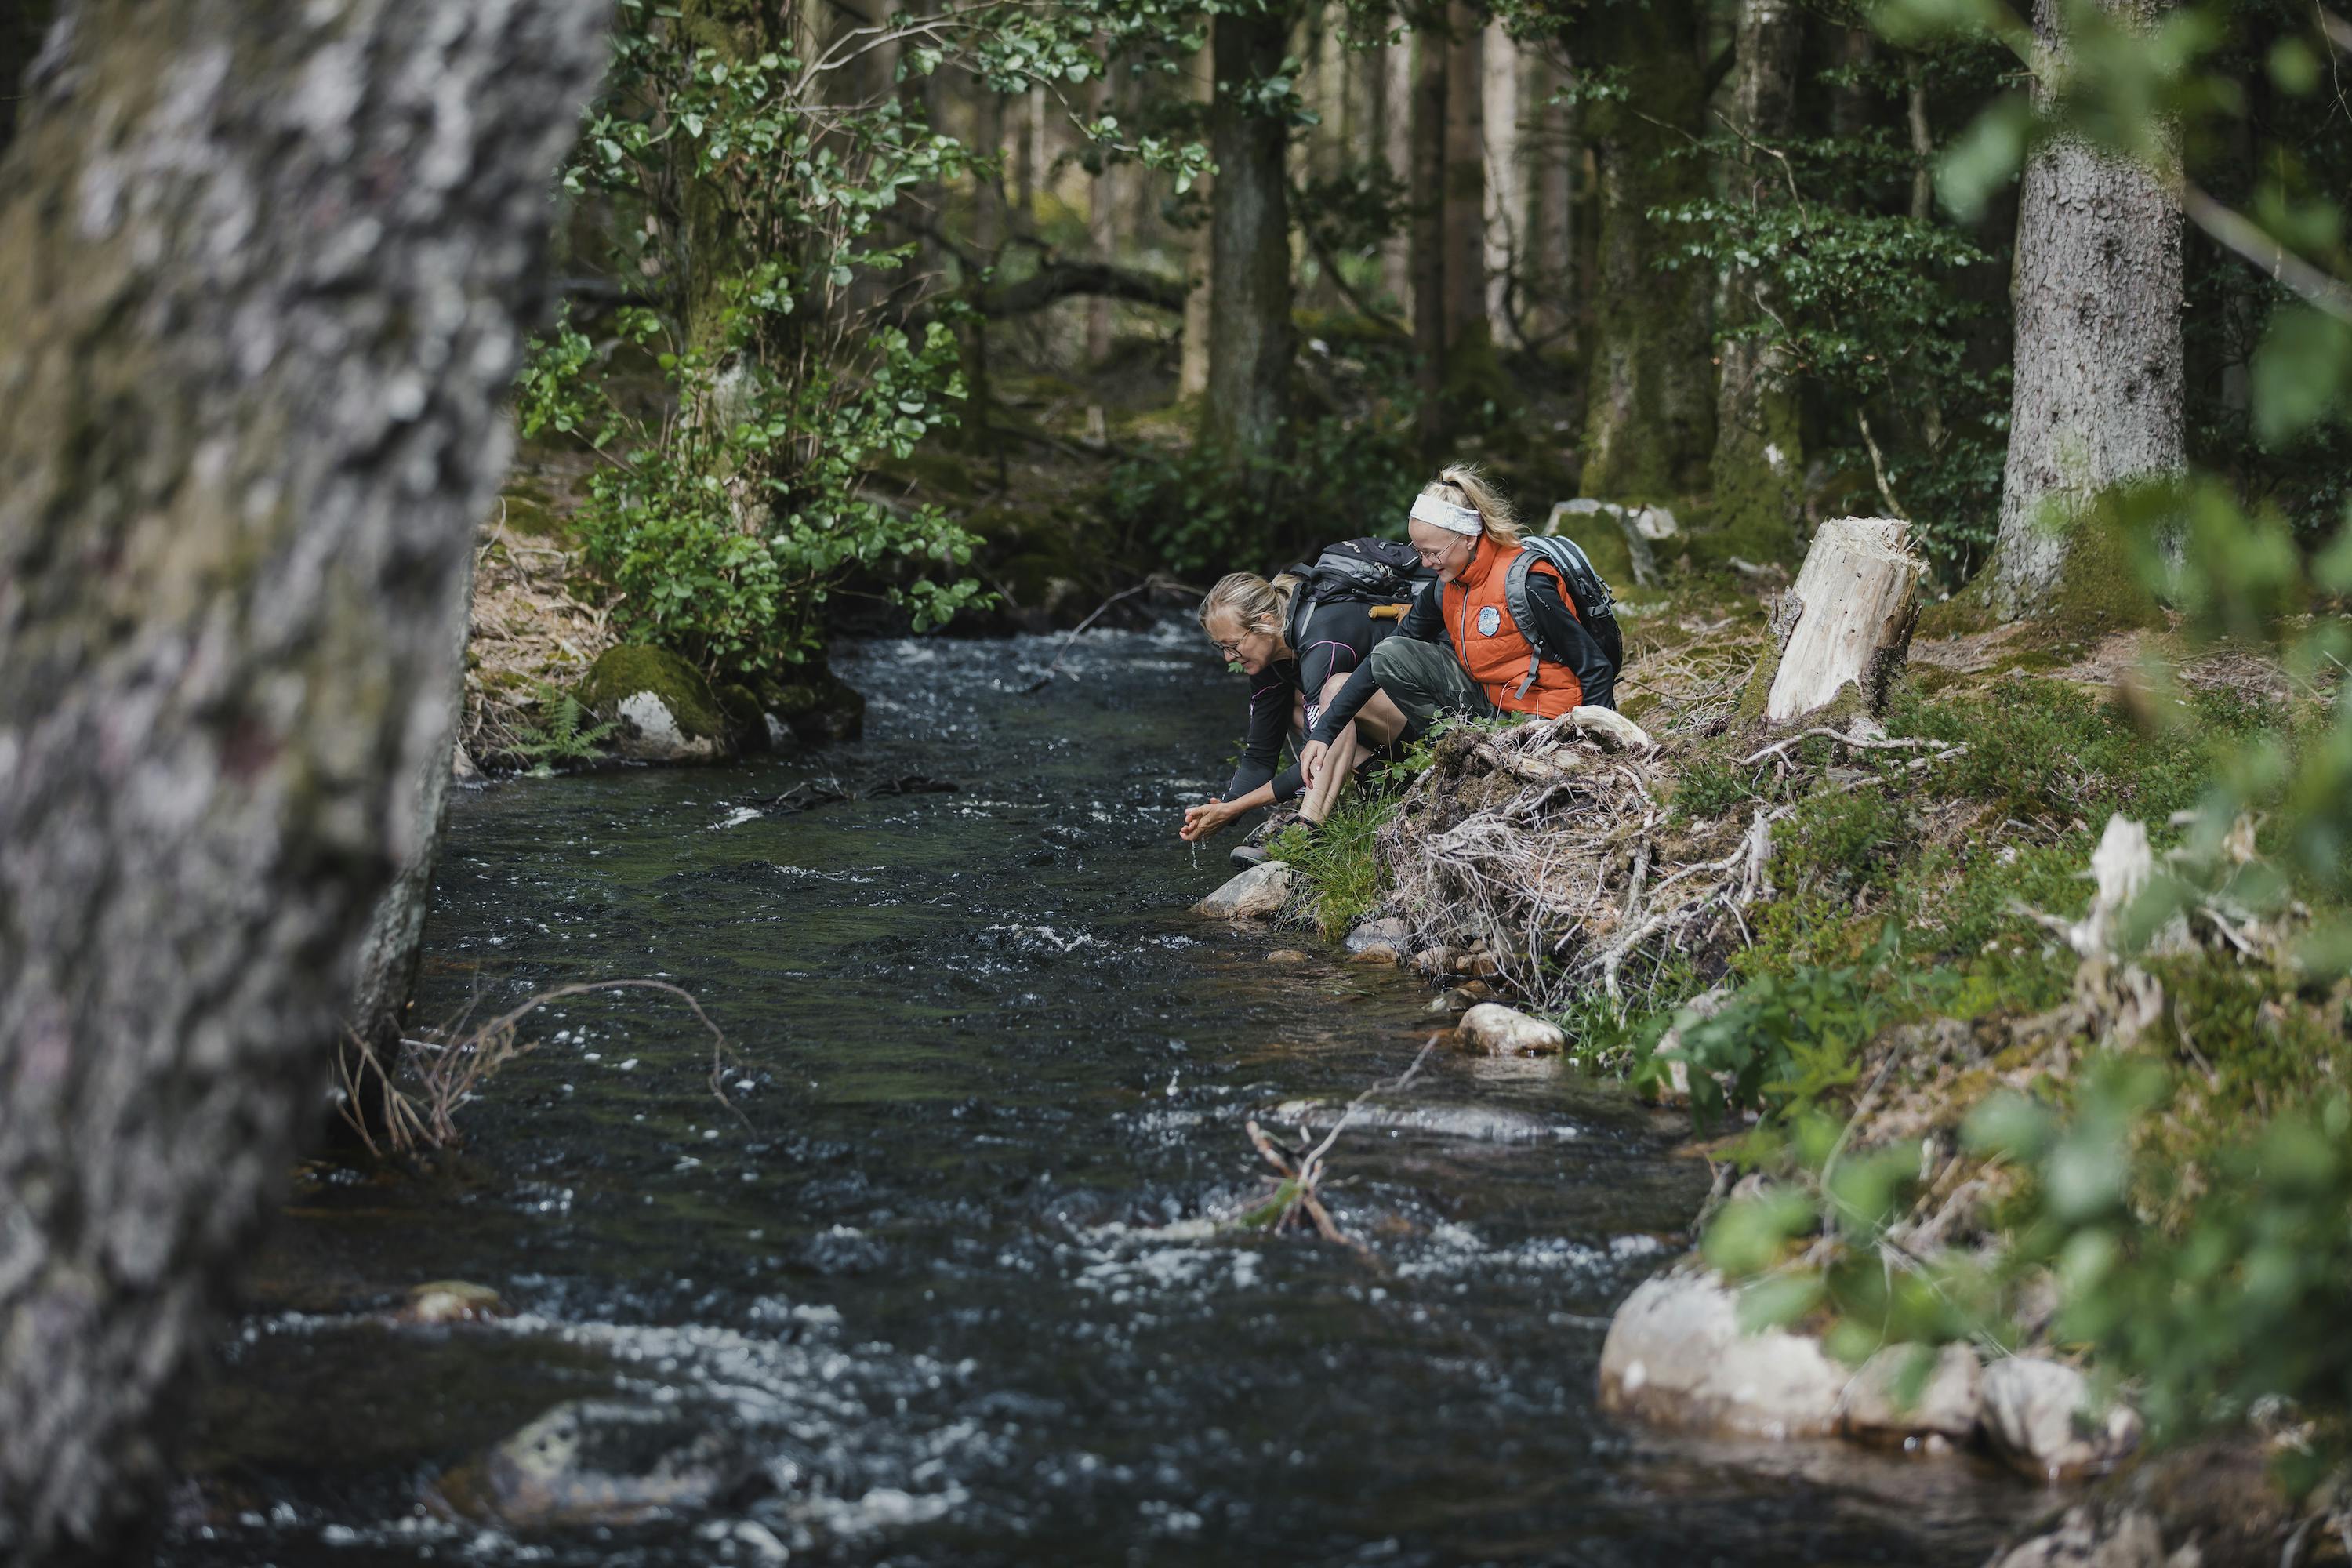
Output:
[1225, 597, 1396, 801]
[1308, 560, 1615, 746]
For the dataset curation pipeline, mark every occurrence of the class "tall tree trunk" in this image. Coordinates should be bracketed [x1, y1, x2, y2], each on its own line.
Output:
[1440, 3, 1486, 353]
[1410, 23, 1449, 445]
[1202, 2, 1294, 481]
[1180, 33, 1216, 401]
[1578, 0, 1714, 499]
[1528, 51, 1575, 343]
[1709, 0, 1805, 554]
[1480, 20, 1521, 344]
[339, 543, 478, 1142]
[0, 2, 605, 1561]
[1016, 85, 1042, 225]
[1987, 0, 2181, 620]
[1380, 18, 1414, 310]
[1086, 50, 1118, 365]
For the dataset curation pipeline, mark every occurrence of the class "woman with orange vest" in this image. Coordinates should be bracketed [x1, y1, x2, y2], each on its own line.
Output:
[1299, 466, 1616, 796]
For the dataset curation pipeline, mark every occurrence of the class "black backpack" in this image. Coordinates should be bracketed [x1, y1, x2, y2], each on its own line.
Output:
[1279, 536, 1436, 649]
[1501, 534, 1625, 698]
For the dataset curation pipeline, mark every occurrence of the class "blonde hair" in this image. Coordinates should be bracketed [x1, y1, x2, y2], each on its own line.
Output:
[1421, 463, 1522, 546]
[1197, 572, 1301, 644]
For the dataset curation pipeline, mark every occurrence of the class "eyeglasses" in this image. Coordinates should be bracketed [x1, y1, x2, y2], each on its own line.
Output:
[1413, 541, 1460, 567]
[1212, 637, 1247, 658]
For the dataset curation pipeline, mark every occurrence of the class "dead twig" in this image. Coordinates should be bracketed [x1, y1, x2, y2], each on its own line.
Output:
[1020, 573, 1200, 694]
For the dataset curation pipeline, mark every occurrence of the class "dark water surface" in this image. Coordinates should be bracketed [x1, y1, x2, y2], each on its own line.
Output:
[168, 628, 2034, 1567]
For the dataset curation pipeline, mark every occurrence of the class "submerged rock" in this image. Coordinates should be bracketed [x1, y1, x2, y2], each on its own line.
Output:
[1987, 1506, 2174, 1568]
[576, 646, 735, 764]
[1196, 861, 1292, 920]
[1836, 1343, 1980, 1448]
[1264, 948, 1310, 964]
[439, 1399, 760, 1529]
[396, 1280, 506, 1327]
[1599, 1267, 1846, 1439]
[1271, 1098, 1576, 1143]
[1456, 1003, 1566, 1056]
[1980, 1356, 2141, 1483]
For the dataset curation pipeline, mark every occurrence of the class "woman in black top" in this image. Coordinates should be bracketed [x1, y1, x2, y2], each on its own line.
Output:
[1179, 572, 1411, 843]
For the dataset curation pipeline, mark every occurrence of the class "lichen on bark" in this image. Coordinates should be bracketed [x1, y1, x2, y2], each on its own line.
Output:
[0, 2, 609, 1559]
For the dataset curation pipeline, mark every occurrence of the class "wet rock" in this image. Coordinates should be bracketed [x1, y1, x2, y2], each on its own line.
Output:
[760, 661, 866, 746]
[1196, 861, 1292, 920]
[1412, 945, 1464, 978]
[439, 1399, 760, 1529]
[1264, 948, 1310, 964]
[1599, 1267, 1846, 1439]
[1980, 1357, 2141, 1483]
[1456, 1003, 1565, 1056]
[1426, 986, 1479, 1017]
[1987, 1506, 2180, 1568]
[396, 1280, 506, 1326]
[1230, 843, 1272, 869]
[1345, 917, 1410, 954]
[452, 744, 481, 782]
[576, 646, 735, 764]
[1836, 1343, 1981, 1448]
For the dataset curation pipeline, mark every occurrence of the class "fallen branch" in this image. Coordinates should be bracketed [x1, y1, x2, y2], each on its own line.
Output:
[1239, 1039, 1438, 1258]
[1021, 573, 1200, 693]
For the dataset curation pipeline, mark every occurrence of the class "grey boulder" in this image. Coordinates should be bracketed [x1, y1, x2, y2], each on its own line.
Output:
[1196, 861, 1293, 920]
[1599, 1267, 1846, 1439]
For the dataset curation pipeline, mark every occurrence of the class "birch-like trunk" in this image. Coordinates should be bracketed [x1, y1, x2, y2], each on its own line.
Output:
[1179, 34, 1215, 401]
[1480, 20, 1522, 343]
[0, 2, 606, 1559]
[1709, 0, 1806, 552]
[1987, 0, 2183, 619]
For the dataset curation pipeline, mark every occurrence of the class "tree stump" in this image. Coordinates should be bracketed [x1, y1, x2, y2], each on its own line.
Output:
[1751, 517, 1922, 724]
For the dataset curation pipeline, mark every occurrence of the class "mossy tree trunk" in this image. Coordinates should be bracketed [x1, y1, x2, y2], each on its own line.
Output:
[0, 1, 605, 1560]
[681, 0, 789, 372]
[1709, 0, 1805, 556]
[1441, 4, 1486, 351]
[1202, 1, 1295, 491]
[1987, 0, 2181, 621]
[1410, 19, 1449, 446]
[0, 0, 58, 156]
[1179, 34, 1216, 401]
[1578, 0, 1714, 499]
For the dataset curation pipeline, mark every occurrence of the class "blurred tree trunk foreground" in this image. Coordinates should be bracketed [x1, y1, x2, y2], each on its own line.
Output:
[0, 1, 609, 1561]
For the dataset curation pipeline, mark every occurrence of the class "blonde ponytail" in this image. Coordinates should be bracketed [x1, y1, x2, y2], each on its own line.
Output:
[1196, 571, 1301, 644]
[1422, 463, 1523, 546]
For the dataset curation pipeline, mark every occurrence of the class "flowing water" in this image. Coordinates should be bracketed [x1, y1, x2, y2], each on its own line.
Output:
[165, 626, 2037, 1567]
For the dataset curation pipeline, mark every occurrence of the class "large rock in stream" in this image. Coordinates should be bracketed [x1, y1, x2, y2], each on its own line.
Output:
[576, 646, 736, 764]
[437, 1398, 762, 1528]
[1980, 1356, 2141, 1483]
[1196, 861, 1292, 920]
[1599, 1267, 1847, 1439]
[1456, 1003, 1566, 1056]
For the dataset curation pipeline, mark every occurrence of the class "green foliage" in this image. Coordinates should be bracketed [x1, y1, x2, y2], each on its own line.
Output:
[1645, 941, 1951, 1131]
[519, 5, 1004, 679]
[1105, 412, 1424, 578]
[1267, 791, 1397, 941]
[508, 685, 619, 775]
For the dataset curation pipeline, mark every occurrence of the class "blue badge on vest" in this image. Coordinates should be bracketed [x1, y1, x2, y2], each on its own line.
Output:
[1476, 605, 1501, 637]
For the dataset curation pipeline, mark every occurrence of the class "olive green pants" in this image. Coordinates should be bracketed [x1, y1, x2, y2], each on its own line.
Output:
[1363, 635, 1497, 738]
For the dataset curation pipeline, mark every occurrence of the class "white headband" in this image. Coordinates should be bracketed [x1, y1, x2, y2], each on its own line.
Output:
[1410, 493, 1483, 535]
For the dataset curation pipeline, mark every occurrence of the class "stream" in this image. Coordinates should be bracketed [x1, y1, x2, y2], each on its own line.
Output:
[164, 625, 2038, 1566]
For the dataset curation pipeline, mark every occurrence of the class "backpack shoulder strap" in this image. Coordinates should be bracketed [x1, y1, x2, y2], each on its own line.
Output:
[1501, 547, 1549, 701]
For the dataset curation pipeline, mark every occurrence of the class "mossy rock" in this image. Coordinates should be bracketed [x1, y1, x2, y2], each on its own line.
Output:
[575, 646, 734, 762]
[757, 662, 866, 746]
[497, 490, 565, 540]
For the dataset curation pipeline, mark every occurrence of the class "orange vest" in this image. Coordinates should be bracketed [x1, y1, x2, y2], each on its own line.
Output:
[1439, 542, 1584, 717]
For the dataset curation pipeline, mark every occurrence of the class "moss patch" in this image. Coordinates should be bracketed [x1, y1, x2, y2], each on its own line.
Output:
[575, 645, 730, 739]
[759, 660, 866, 744]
